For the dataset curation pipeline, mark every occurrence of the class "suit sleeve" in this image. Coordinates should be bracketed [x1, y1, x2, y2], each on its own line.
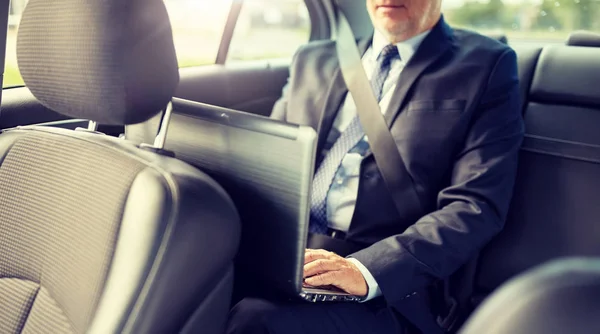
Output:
[350, 48, 525, 305]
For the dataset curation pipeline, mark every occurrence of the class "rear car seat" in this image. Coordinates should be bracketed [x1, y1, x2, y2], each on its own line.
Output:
[471, 43, 600, 308]
[513, 45, 543, 114]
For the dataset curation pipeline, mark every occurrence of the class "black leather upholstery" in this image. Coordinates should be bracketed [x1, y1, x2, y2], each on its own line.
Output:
[512, 45, 543, 114]
[567, 30, 600, 48]
[17, 0, 178, 125]
[473, 44, 600, 309]
[461, 258, 600, 334]
[530, 45, 600, 107]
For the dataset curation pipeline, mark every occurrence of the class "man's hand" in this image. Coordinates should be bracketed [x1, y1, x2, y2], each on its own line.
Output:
[303, 249, 368, 296]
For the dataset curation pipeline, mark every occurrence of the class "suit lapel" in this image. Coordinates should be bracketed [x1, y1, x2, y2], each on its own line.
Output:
[383, 16, 455, 126]
[316, 38, 373, 157]
[315, 68, 345, 157]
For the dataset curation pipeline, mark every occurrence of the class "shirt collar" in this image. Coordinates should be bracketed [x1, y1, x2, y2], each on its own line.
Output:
[370, 29, 431, 64]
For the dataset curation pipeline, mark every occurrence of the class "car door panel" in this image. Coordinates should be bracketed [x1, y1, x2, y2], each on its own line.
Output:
[0, 60, 290, 133]
[0, 87, 68, 129]
[0, 87, 123, 136]
[177, 61, 290, 117]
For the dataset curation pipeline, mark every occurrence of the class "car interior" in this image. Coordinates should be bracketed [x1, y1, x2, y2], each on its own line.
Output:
[0, 0, 599, 333]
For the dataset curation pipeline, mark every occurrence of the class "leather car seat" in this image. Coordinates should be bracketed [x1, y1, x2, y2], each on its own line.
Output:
[567, 30, 600, 47]
[460, 258, 600, 334]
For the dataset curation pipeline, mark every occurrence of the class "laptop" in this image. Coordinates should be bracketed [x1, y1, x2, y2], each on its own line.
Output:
[128, 98, 364, 302]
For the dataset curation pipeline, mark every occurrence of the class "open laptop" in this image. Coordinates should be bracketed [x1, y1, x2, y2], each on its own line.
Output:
[127, 98, 364, 302]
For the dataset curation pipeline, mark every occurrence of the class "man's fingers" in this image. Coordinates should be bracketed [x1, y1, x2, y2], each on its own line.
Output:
[303, 259, 343, 278]
[303, 259, 369, 296]
[304, 270, 343, 288]
[304, 249, 335, 264]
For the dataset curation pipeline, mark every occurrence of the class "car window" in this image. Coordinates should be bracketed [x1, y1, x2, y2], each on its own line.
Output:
[4, 0, 26, 88]
[443, 0, 600, 45]
[3, 0, 233, 88]
[227, 0, 311, 62]
[165, 0, 232, 67]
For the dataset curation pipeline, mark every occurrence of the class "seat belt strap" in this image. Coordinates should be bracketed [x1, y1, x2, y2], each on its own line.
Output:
[334, 9, 423, 215]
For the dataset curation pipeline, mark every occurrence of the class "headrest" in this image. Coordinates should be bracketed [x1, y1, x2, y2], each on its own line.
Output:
[530, 45, 600, 108]
[16, 0, 179, 125]
[567, 30, 600, 48]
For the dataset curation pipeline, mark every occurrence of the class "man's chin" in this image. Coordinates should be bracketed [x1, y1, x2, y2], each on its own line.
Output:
[377, 23, 412, 42]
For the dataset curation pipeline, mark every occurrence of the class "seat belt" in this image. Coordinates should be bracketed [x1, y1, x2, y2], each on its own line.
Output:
[334, 9, 423, 216]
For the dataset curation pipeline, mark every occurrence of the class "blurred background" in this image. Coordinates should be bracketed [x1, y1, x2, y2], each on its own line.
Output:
[3, 0, 599, 88]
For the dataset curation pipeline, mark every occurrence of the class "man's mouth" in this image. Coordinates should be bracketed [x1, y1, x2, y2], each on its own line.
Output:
[376, 4, 405, 10]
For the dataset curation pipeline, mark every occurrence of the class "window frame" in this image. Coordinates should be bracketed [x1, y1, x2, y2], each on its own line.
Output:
[0, 0, 14, 90]
[216, 0, 322, 65]
[216, 0, 243, 65]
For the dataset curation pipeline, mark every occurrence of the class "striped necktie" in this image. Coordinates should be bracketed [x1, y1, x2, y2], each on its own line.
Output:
[309, 44, 400, 233]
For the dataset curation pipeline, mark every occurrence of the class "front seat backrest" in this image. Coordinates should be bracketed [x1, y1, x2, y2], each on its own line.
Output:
[460, 258, 600, 334]
[0, 0, 240, 333]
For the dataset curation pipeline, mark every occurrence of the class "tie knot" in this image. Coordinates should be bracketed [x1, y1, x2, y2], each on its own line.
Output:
[377, 44, 400, 64]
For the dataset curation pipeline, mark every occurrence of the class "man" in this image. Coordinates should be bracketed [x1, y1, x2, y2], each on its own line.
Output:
[227, 0, 524, 333]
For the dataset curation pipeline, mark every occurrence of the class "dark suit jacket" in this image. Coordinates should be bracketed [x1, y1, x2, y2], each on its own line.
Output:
[271, 17, 524, 333]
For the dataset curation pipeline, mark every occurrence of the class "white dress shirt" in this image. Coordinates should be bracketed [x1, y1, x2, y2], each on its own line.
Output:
[324, 29, 431, 301]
